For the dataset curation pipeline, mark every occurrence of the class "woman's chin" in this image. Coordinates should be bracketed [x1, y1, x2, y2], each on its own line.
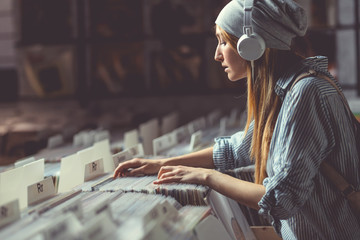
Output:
[228, 76, 245, 82]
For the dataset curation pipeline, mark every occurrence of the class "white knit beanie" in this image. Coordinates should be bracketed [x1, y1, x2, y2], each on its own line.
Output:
[215, 0, 308, 50]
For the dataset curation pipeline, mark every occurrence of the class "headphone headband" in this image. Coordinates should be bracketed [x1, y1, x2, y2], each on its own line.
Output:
[237, 0, 265, 61]
[243, 0, 253, 35]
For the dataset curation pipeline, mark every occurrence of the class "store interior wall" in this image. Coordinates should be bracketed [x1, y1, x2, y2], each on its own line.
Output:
[0, 0, 359, 163]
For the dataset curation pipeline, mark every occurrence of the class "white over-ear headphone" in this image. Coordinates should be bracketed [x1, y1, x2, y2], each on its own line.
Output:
[237, 0, 265, 61]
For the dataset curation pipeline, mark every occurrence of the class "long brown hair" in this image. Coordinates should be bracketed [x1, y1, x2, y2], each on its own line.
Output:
[217, 25, 303, 184]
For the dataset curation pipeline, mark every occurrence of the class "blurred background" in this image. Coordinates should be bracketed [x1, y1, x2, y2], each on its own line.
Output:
[0, 0, 359, 163]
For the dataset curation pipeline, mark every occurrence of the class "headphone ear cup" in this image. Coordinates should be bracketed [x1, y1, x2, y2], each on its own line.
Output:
[237, 33, 265, 61]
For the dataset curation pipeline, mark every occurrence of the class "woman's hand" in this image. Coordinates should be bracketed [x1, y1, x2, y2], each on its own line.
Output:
[154, 165, 218, 185]
[113, 158, 163, 178]
[154, 165, 265, 210]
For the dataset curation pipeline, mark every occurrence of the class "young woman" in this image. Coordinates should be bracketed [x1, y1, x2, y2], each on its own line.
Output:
[114, 0, 360, 239]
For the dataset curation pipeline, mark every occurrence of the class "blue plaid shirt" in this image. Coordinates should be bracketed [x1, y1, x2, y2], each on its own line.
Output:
[213, 56, 360, 239]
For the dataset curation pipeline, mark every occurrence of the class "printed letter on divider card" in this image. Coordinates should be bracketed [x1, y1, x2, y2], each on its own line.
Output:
[84, 159, 105, 181]
[28, 177, 56, 206]
[0, 199, 20, 228]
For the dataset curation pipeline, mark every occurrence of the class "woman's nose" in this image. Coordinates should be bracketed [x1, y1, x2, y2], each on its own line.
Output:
[214, 50, 223, 62]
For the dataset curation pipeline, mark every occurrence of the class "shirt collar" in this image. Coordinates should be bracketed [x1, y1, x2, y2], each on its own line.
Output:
[274, 56, 330, 100]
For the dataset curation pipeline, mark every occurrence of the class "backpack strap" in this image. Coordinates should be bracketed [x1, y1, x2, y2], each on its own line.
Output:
[290, 70, 357, 198]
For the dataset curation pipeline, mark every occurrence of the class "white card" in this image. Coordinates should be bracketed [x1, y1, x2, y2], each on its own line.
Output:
[127, 143, 145, 158]
[124, 129, 139, 150]
[47, 134, 64, 149]
[14, 156, 35, 168]
[0, 199, 20, 228]
[83, 130, 96, 146]
[28, 177, 56, 206]
[77, 146, 94, 168]
[188, 117, 206, 134]
[139, 118, 159, 155]
[227, 197, 257, 240]
[73, 131, 86, 146]
[94, 130, 110, 143]
[206, 190, 257, 240]
[0, 159, 44, 209]
[112, 150, 132, 168]
[161, 112, 178, 135]
[93, 139, 113, 172]
[59, 144, 108, 193]
[57, 154, 82, 193]
[189, 130, 202, 152]
[173, 126, 189, 142]
[187, 122, 196, 135]
[153, 132, 178, 156]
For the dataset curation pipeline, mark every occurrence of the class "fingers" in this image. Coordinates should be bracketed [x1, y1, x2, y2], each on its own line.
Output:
[157, 166, 176, 179]
[124, 166, 147, 177]
[158, 169, 177, 180]
[155, 166, 183, 184]
[153, 176, 181, 184]
[113, 159, 142, 178]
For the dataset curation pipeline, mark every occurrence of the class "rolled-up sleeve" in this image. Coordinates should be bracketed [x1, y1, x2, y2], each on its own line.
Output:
[213, 121, 254, 171]
[258, 79, 335, 220]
